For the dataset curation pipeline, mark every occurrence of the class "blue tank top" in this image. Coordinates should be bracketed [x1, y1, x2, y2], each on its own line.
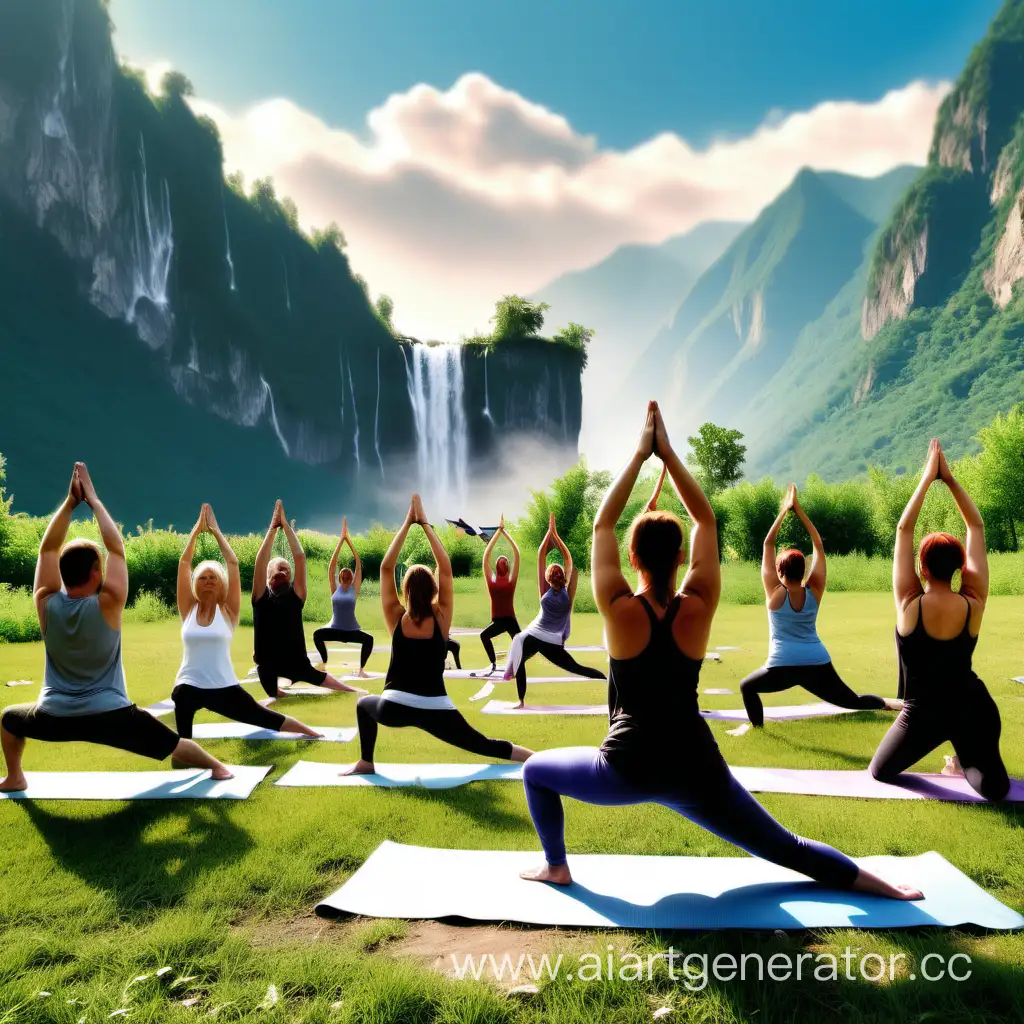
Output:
[766, 587, 830, 668]
[536, 587, 570, 636]
[329, 584, 360, 631]
[38, 592, 132, 716]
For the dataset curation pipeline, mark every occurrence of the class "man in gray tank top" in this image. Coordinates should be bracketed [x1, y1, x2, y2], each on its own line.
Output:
[1, 464, 233, 791]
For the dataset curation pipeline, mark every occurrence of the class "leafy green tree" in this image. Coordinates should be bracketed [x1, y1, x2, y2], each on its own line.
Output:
[311, 222, 347, 252]
[280, 196, 300, 231]
[353, 274, 370, 299]
[375, 294, 395, 333]
[490, 295, 550, 339]
[975, 403, 1024, 550]
[686, 423, 746, 495]
[226, 170, 245, 196]
[160, 70, 195, 99]
[552, 322, 595, 366]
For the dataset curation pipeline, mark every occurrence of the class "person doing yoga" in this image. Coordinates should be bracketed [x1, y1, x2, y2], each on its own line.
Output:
[736, 484, 898, 730]
[171, 504, 322, 743]
[344, 495, 532, 775]
[869, 439, 1010, 800]
[251, 501, 367, 699]
[313, 516, 374, 677]
[518, 405, 922, 901]
[474, 516, 522, 676]
[1, 465, 232, 791]
[502, 513, 606, 707]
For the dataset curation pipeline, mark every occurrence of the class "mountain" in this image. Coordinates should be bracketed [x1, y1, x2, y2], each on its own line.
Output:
[750, 0, 1024, 480]
[626, 166, 919, 441]
[0, 0, 583, 529]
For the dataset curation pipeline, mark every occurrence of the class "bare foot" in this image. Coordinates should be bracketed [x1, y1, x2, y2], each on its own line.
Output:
[356, 669, 369, 679]
[726, 723, 751, 737]
[0, 775, 28, 792]
[210, 767, 235, 781]
[884, 699, 904, 711]
[514, 701, 525, 710]
[940, 755, 963, 777]
[520, 863, 572, 885]
[341, 760, 376, 776]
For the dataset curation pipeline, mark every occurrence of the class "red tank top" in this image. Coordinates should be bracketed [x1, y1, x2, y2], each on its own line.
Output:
[489, 574, 516, 618]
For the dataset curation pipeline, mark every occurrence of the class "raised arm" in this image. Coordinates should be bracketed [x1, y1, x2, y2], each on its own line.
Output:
[654, 407, 720, 612]
[537, 516, 554, 597]
[792, 490, 827, 600]
[177, 507, 205, 620]
[278, 504, 307, 602]
[939, 445, 988, 603]
[343, 519, 363, 594]
[645, 462, 667, 513]
[34, 468, 82, 625]
[761, 486, 793, 598]
[894, 440, 939, 612]
[505, 517, 521, 587]
[549, 517, 573, 585]
[205, 504, 241, 625]
[76, 463, 127, 625]
[482, 525, 500, 587]
[327, 519, 345, 596]
[592, 403, 655, 614]
[414, 496, 454, 629]
[252, 502, 280, 604]
[380, 499, 415, 633]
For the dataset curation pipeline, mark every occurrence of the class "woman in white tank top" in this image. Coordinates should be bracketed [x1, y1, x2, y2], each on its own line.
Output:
[171, 504, 322, 742]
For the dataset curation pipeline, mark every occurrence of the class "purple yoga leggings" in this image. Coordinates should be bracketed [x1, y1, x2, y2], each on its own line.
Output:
[522, 746, 859, 887]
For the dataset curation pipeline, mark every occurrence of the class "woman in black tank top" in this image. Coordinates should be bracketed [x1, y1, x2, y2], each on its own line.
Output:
[342, 495, 532, 775]
[869, 440, 1009, 800]
[519, 403, 923, 901]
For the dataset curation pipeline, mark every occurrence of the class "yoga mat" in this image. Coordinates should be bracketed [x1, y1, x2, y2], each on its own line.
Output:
[276, 760, 523, 789]
[189, 724, 356, 743]
[703, 688, 734, 695]
[315, 841, 1024, 931]
[0, 765, 272, 801]
[6, 679, 36, 687]
[730, 766, 1024, 803]
[467, 676, 599, 700]
[450, 627, 483, 636]
[479, 700, 858, 721]
[566, 645, 606, 652]
[715, 646, 743, 652]
[704, 652, 722, 662]
[276, 685, 337, 697]
[142, 695, 278, 718]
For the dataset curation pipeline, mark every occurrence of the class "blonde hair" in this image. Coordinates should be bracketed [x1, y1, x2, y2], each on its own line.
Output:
[191, 560, 229, 602]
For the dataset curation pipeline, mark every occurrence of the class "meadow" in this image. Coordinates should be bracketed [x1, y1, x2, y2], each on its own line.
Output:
[1, 588, 1023, 1022]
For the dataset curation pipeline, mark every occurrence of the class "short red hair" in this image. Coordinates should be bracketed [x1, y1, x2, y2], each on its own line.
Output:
[919, 532, 965, 582]
[776, 548, 805, 583]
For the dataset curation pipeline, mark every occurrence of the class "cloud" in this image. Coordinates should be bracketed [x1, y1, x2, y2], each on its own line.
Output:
[186, 71, 950, 339]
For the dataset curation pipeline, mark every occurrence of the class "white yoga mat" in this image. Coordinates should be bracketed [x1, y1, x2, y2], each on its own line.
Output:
[731, 766, 1024, 803]
[566, 645, 606, 652]
[703, 688, 735, 695]
[0, 765, 272, 801]
[314, 841, 1024, 931]
[715, 646, 743, 652]
[5, 679, 36, 687]
[479, 700, 857, 721]
[142, 694, 278, 718]
[189, 723, 356, 743]
[276, 685, 337, 697]
[276, 760, 523, 789]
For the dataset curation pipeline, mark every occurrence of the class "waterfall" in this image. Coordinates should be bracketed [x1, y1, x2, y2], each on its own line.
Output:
[282, 256, 291, 312]
[374, 348, 385, 480]
[339, 351, 346, 428]
[482, 348, 494, 423]
[260, 376, 291, 456]
[127, 134, 173, 329]
[404, 345, 469, 513]
[346, 358, 361, 471]
[222, 194, 236, 291]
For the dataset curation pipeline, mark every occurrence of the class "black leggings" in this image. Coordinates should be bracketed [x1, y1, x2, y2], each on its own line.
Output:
[740, 663, 885, 728]
[869, 691, 1009, 801]
[170, 683, 287, 739]
[313, 627, 374, 668]
[355, 694, 514, 763]
[480, 616, 521, 667]
[516, 635, 606, 702]
[446, 639, 461, 670]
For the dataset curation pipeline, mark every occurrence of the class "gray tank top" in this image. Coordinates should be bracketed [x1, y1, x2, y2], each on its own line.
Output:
[38, 592, 131, 716]
[328, 584, 360, 631]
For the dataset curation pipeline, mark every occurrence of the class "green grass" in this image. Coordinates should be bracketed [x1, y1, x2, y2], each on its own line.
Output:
[1, 592, 1023, 1021]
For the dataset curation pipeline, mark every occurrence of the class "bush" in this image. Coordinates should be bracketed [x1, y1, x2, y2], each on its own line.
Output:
[719, 479, 783, 562]
[0, 585, 41, 643]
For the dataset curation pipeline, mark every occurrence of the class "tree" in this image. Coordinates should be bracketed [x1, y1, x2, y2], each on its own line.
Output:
[490, 295, 549, 339]
[160, 70, 195, 99]
[686, 422, 746, 495]
[975, 402, 1024, 549]
[552, 322, 595, 366]
[375, 294, 395, 333]
[353, 274, 370, 300]
[311, 222, 347, 253]
[226, 170, 245, 197]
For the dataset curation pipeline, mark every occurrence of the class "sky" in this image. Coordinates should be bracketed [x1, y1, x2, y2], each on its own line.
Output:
[108, 0, 1001, 339]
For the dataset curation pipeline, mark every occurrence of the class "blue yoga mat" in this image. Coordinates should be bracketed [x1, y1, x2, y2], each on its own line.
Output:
[315, 841, 1024, 931]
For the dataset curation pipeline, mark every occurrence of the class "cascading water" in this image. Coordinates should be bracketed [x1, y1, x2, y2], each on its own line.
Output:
[222, 193, 236, 291]
[260, 376, 291, 456]
[404, 345, 469, 513]
[282, 256, 291, 312]
[127, 134, 173, 338]
[346, 358, 361, 471]
[374, 348, 385, 480]
[482, 348, 494, 423]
